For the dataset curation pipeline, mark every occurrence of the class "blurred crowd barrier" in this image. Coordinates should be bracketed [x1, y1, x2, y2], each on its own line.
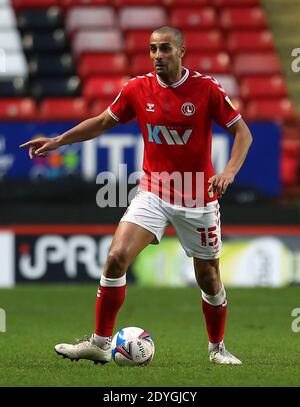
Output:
[1, 225, 299, 288]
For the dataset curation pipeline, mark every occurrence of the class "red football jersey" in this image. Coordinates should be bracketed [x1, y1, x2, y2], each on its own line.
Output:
[108, 68, 241, 207]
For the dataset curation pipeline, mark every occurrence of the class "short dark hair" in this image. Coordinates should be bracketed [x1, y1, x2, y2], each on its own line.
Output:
[151, 26, 184, 47]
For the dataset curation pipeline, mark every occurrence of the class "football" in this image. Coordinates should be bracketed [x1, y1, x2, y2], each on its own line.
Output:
[111, 327, 155, 367]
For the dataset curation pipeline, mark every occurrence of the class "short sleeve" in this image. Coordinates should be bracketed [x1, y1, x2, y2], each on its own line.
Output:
[107, 80, 136, 124]
[209, 77, 241, 128]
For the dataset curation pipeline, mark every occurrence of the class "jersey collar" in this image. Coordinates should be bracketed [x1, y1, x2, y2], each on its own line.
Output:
[156, 67, 189, 88]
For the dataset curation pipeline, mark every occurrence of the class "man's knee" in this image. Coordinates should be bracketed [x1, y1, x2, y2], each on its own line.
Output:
[194, 259, 221, 294]
[200, 273, 220, 294]
[105, 249, 129, 278]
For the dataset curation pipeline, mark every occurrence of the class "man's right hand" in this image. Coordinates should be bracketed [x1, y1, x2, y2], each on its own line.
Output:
[19, 136, 60, 159]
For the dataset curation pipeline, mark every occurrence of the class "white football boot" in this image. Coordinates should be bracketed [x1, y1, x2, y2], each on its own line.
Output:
[209, 342, 242, 365]
[54, 334, 111, 365]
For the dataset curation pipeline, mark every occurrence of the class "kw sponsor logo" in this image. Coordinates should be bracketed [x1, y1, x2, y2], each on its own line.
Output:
[147, 123, 192, 145]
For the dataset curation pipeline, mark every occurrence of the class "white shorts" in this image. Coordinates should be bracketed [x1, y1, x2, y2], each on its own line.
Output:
[120, 189, 222, 259]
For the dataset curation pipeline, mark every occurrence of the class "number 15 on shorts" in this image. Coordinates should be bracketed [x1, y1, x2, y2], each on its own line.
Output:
[197, 226, 219, 247]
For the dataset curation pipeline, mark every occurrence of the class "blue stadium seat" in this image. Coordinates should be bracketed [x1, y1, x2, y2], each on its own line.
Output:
[17, 7, 63, 30]
[28, 54, 75, 77]
[0, 78, 28, 97]
[22, 29, 68, 53]
[31, 76, 81, 99]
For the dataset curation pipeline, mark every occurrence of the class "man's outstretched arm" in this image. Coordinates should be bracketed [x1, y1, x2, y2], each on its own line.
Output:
[20, 110, 117, 158]
[208, 118, 253, 197]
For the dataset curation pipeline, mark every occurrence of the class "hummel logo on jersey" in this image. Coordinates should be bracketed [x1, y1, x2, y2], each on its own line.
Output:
[146, 103, 155, 112]
[147, 123, 192, 145]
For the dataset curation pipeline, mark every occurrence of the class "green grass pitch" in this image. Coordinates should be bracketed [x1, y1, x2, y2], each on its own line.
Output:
[0, 285, 300, 387]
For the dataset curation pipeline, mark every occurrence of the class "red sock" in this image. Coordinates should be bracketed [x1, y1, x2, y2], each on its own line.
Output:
[95, 284, 126, 337]
[202, 298, 227, 343]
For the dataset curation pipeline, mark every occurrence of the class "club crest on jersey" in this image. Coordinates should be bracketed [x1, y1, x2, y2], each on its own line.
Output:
[181, 102, 195, 116]
[146, 103, 155, 112]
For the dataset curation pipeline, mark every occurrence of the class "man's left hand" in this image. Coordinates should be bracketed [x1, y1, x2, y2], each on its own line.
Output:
[208, 171, 235, 198]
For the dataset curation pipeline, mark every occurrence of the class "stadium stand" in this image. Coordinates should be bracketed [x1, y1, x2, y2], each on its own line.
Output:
[0, 0, 297, 206]
[83, 76, 129, 103]
[1, 0, 295, 124]
[184, 52, 231, 74]
[119, 7, 167, 30]
[79, 54, 128, 78]
[28, 54, 75, 77]
[246, 99, 297, 122]
[0, 3, 17, 27]
[39, 97, 88, 120]
[262, 0, 300, 114]
[219, 7, 268, 30]
[227, 31, 274, 53]
[170, 7, 218, 29]
[233, 53, 282, 78]
[3, 0, 300, 203]
[17, 7, 63, 30]
[72, 29, 123, 56]
[65, 6, 117, 34]
[0, 97, 36, 119]
[0, 52, 27, 78]
[240, 76, 287, 100]
[166, 0, 211, 5]
[31, 76, 81, 99]
[0, 30, 23, 52]
[129, 54, 153, 76]
[213, 0, 260, 5]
